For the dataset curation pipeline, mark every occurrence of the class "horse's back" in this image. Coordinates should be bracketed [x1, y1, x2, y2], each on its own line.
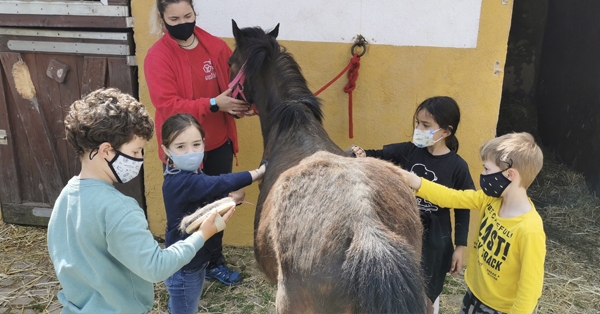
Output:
[259, 151, 426, 313]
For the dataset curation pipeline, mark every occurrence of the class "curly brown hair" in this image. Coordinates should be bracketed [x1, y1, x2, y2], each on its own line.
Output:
[64, 88, 154, 157]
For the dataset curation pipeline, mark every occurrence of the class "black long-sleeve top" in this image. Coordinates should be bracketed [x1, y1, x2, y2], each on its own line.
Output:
[365, 142, 475, 246]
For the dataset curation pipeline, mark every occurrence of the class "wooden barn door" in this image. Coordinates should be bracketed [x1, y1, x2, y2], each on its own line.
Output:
[0, 0, 144, 226]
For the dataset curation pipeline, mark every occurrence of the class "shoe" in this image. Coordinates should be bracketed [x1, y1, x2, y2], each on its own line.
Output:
[205, 264, 243, 286]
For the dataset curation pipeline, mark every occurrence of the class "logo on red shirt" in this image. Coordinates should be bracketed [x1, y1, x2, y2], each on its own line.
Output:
[204, 60, 217, 81]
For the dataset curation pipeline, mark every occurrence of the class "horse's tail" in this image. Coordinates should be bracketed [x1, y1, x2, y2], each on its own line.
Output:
[342, 225, 427, 313]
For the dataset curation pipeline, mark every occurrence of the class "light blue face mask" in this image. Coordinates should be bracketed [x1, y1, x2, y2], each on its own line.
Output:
[167, 149, 204, 172]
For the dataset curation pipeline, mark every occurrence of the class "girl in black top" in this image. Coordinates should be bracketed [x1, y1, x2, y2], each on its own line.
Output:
[353, 96, 475, 314]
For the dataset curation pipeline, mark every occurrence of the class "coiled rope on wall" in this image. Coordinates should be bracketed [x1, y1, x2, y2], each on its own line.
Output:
[314, 35, 368, 139]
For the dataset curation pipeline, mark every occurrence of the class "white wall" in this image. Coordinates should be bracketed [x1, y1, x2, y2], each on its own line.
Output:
[195, 0, 483, 48]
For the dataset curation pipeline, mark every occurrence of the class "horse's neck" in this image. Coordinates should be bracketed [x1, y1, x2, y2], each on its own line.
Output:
[264, 120, 343, 158]
[254, 79, 282, 145]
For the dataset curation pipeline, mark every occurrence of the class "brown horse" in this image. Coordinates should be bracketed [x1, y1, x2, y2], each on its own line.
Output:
[230, 20, 427, 313]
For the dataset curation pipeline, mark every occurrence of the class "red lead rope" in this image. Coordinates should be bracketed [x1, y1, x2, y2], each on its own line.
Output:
[314, 53, 361, 138]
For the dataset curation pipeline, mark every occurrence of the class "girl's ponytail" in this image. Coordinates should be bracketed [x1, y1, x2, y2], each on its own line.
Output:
[446, 133, 459, 152]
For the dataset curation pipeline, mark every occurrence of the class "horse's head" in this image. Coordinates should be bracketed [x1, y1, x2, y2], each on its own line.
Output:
[229, 20, 326, 159]
[229, 20, 280, 108]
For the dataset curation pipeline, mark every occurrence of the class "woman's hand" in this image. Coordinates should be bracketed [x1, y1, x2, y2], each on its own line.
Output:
[214, 88, 250, 117]
[449, 245, 466, 275]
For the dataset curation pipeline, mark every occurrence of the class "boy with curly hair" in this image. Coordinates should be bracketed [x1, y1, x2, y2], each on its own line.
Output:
[47, 88, 233, 313]
[399, 132, 545, 314]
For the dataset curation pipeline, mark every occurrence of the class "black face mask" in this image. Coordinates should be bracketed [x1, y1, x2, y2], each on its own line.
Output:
[480, 169, 512, 197]
[164, 20, 195, 41]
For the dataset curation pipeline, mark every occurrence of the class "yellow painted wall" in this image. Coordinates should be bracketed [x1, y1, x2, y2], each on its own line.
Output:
[132, 0, 513, 254]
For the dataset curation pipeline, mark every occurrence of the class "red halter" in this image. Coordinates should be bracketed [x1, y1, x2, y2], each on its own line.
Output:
[229, 62, 259, 116]
[229, 62, 248, 102]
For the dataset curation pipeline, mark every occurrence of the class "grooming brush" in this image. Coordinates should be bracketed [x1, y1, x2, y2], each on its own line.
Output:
[179, 197, 236, 234]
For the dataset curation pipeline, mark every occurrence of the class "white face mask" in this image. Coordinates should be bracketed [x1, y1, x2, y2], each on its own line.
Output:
[412, 128, 443, 148]
[105, 150, 144, 183]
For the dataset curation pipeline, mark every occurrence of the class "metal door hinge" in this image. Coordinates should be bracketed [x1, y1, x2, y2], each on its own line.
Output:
[0, 130, 7, 145]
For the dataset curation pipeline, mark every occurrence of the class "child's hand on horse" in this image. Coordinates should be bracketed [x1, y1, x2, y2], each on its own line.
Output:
[215, 88, 251, 117]
[196, 208, 236, 239]
[351, 145, 366, 158]
[251, 164, 267, 181]
[229, 188, 246, 205]
[397, 168, 422, 191]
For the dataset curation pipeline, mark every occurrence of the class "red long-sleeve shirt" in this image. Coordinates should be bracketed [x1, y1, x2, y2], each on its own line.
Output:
[145, 27, 238, 162]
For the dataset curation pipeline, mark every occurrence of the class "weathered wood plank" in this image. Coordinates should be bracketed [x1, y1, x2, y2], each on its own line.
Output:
[0, 37, 132, 57]
[114, 174, 146, 211]
[1, 203, 50, 226]
[0, 52, 64, 205]
[0, 1, 129, 16]
[0, 14, 133, 29]
[107, 57, 134, 95]
[107, 0, 130, 5]
[81, 57, 107, 97]
[0, 28, 131, 44]
[34, 54, 70, 185]
[14, 54, 43, 203]
[0, 58, 21, 204]
[60, 56, 83, 177]
[106, 56, 145, 209]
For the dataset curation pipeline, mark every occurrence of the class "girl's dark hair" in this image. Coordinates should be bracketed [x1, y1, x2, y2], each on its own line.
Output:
[161, 113, 205, 162]
[413, 96, 461, 152]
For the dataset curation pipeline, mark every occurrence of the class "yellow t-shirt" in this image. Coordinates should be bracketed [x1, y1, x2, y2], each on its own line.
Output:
[416, 179, 546, 314]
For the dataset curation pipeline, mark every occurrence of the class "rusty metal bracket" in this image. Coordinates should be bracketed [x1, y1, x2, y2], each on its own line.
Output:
[351, 34, 368, 57]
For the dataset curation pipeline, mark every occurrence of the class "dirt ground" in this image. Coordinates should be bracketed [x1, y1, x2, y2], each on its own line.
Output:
[1, 154, 600, 313]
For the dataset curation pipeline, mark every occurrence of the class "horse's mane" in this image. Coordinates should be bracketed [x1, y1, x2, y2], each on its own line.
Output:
[239, 26, 324, 133]
[266, 99, 325, 145]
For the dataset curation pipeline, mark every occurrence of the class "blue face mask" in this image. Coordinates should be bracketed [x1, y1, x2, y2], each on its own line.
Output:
[168, 149, 204, 172]
[480, 169, 511, 197]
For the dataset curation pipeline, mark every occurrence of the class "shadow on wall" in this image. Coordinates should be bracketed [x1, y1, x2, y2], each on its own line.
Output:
[498, 0, 600, 198]
[497, 0, 547, 138]
[535, 0, 600, 197]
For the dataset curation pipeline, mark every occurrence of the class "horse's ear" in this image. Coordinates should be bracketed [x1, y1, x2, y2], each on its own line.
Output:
[267, 23, 280, 39]
[232, 19, 244, 45]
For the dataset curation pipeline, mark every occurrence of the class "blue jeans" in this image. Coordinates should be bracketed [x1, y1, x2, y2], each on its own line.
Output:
[459, 288, 504, 314]
[165, 263, 209, 314]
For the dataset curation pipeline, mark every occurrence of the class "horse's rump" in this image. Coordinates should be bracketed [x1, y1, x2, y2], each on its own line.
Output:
[259, 151, 426, 313]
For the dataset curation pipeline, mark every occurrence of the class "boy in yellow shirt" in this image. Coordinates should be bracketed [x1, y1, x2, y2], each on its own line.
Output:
[399, 132, 545, 314]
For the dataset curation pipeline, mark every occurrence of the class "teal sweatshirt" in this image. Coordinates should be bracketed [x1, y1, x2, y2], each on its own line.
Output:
[47, 177, 205, 313]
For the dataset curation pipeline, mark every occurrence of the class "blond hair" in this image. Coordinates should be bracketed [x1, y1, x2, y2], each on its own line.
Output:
[480, 132, 543, 188]
[149, 4, 164, 37]
[149, 0, 195, 37]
